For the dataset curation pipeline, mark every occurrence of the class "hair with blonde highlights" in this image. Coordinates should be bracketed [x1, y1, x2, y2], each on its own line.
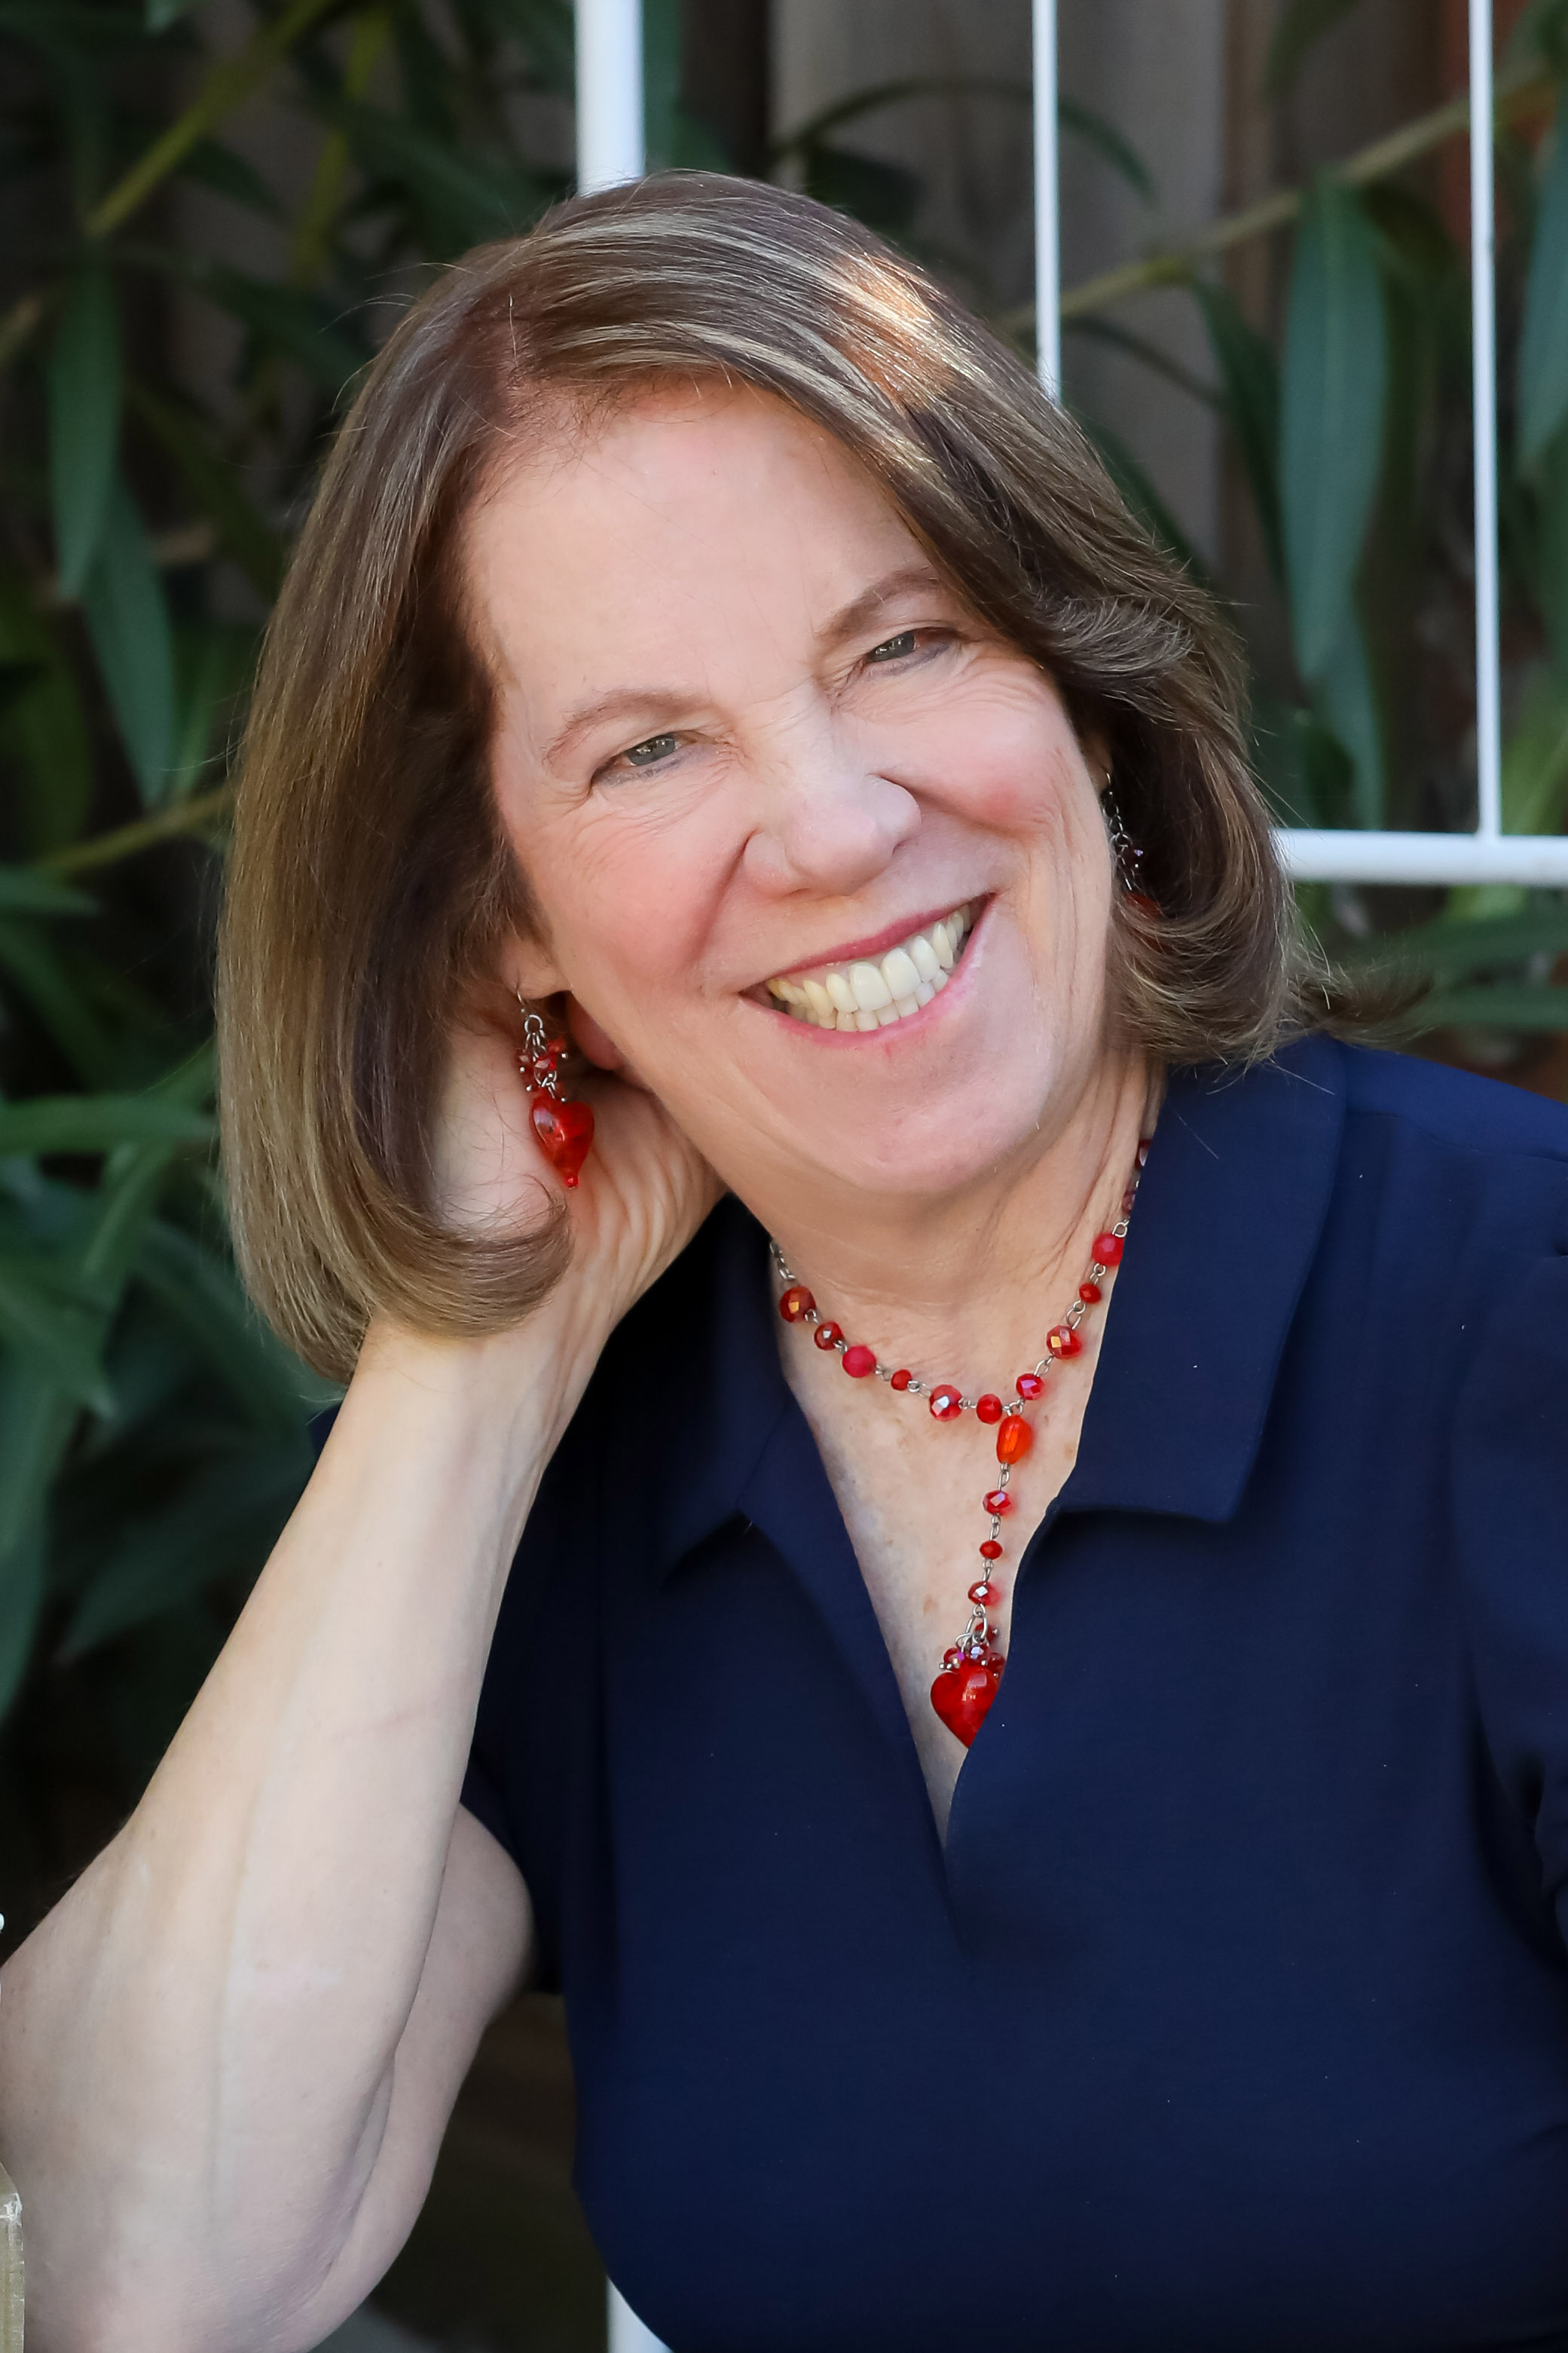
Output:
[221, 171, 1316, 1379]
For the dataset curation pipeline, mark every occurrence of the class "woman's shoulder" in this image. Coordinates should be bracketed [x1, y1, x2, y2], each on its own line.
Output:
[1331, 1035, 1568, 1170]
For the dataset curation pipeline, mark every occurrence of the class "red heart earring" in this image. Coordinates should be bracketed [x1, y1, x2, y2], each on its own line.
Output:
[517, 1003, 595, 1188]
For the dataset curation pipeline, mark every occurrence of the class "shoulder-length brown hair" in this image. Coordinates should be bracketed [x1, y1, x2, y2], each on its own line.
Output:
[221, 170, 1316, 1380]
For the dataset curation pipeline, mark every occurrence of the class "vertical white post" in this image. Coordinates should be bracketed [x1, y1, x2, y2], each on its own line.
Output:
[575, 0, 645, 192]
[1469, 0, 1502, 838]
[1032, 0, 1061, 396]
[609, 2285, 670, 2352]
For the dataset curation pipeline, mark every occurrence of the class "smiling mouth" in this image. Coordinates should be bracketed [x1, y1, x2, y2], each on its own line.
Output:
[761, 900, 980, 1032]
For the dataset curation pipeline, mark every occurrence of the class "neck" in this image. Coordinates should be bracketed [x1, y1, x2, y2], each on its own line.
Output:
[738, 1047, 1160, 1388]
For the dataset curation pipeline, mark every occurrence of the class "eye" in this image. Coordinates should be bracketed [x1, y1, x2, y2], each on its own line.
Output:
[865, 629, 919, 664]
[621, 732, 680, 768]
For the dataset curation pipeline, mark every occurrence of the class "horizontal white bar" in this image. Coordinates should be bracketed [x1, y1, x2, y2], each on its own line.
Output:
[1277, 830, 1568, 886]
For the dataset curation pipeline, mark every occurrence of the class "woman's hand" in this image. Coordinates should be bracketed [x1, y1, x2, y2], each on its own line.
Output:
[432, 978, 722, 1354]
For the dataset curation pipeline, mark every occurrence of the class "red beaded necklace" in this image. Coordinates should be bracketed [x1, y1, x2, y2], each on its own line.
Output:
[772, 1138, 1148, 1750]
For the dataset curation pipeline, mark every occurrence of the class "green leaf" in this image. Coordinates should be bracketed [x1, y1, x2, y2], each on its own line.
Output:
[147, 0, 201, 26]
[0, 1508, 45, 1725]
[1059, 97, 1154, 202]
[1344, 902, 1568, 978]
[1265, 0, 1366, 98]
[0, 1350, 76, 1574]
[798, 144, 922, 240]
[0, 569, 95, 855]
[0, 1250, 110, 1411]
[1500, 666, 1568, 833]
[328, 98, 544, 253]
[136, 1219, 307, 1432]
[1521, 101, 1568, 472]
[169, 622, 255, 797]
[1280, 179, 1389, 683]
[0, 1096, 213, 1158]
[0, 866, 94, 918]
[1081, 416, 1214, 585]
[1191, 278, 1282, 577]
[1507, 0, 1568, 77]
[1410, 983, 1568, 1032]
[128, 383, 283, 601]
[0, 921, 117, 1085]
[60, 1438, 308, 1661]
[81, 475, 176, 806]
[1539, 427, 1568, 681]
[200, 265, 364, 393]
[47, 265, 122, 600]
[1313, 606, 1385, 828]
[174, 136, 283, 216]
[643, 0, 680, 170]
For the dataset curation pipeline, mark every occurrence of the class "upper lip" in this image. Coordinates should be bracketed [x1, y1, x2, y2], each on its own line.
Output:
[761, 896, 984, 981]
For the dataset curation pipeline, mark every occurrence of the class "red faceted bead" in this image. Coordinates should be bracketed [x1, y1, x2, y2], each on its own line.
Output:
[983, 1489, 1011, 1515]
[968, 1580, 995, 1603]
[1016, 1372, 1044, 1400]
[995, 1413, 1033, 1466]
[778, 1284, 815, 1323]
[1078, 1281, 1102, 1305]
[928, 1384, 963, 1420]
[979, 1539, 1003, 1560]
[813, 1320, 843, 1351]
[890, 1368, 912, 1391]
[841, 1343, 877, 1378]
[1093, 1231, 1123, 1265]
[1046, 1323, 1081, 1357]
[974, 1393, 1004, 1424]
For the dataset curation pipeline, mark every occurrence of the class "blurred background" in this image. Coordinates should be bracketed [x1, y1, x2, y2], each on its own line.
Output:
[2, 2, 1568, 2345]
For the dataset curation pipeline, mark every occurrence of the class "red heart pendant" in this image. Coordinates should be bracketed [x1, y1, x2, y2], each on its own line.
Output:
[530, 1094, 594, 1187]
[930, 1656, 1002, 1748]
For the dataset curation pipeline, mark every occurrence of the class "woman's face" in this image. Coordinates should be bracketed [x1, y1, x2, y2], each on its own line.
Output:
[469, 384, 1118, 1207]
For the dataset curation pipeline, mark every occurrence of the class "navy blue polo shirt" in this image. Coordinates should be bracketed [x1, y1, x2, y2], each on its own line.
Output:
[462, 1036, 1568, 2351]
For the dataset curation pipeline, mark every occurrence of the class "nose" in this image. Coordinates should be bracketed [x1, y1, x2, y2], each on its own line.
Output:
[741, 722, 921, 900]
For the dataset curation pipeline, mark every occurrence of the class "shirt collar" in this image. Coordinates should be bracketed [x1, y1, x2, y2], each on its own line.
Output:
[642, 1033, 1346, 1582]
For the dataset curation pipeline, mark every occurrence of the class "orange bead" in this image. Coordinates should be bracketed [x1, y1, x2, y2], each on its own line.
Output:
[995, 1413, 1033, 1466]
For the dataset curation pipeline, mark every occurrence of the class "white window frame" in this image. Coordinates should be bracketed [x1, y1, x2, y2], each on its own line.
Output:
[579, 0, 1568, 887]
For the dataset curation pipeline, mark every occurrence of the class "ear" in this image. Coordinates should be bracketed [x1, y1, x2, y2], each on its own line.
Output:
[566, 996, 653, 1088]
[501, 933, 569, 1002]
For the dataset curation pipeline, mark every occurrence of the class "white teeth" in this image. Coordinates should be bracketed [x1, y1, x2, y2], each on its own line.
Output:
[763, 899, 978, 1032]
[881, 945, 920, 999]
[849, 960, 891, 1012]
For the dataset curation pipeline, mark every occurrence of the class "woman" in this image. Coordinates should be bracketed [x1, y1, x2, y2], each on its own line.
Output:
[2, 173, 1567, 2353]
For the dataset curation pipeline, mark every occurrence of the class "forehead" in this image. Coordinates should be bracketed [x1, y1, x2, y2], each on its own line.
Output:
[463, 383, 928, 661]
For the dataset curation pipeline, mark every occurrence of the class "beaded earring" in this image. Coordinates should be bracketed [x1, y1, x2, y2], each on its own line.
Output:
[517, 1002, 595, 1187]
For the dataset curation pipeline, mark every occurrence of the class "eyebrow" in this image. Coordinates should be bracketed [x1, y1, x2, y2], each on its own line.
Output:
[541, 563, 954, 770]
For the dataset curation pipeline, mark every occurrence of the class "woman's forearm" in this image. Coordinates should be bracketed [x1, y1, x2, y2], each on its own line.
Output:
[0, 1294, 606, 2351]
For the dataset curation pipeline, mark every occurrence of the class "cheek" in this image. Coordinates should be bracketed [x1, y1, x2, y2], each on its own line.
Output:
[515, 799, 724, 1024]
[905, 678, 1084, 837]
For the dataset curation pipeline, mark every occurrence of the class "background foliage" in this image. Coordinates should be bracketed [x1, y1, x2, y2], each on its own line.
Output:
[2, 0, 1568, 1933]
